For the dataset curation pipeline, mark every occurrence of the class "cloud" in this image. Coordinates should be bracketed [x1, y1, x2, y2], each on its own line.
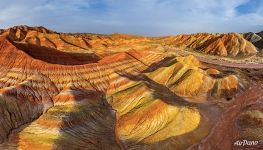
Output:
[0, 0, 262, 35]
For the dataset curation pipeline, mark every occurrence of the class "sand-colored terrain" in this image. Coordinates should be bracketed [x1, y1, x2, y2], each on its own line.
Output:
[0, 26, 262, 150]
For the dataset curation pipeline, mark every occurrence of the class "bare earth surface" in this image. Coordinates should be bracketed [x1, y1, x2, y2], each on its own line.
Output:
[0, 26, 262, 150]
[165, 47, 263, 69]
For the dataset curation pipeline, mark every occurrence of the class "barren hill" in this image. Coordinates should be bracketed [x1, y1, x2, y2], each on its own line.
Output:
[244, 31, 263, 50]
[162, 32, 257, 56]
[0, 25, 257, 58]
[0, 26, 262, 150]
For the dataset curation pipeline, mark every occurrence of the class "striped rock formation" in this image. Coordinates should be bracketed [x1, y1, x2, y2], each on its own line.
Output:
[0, 25, 153, 58]
[1, 25, 258, 58]
[244, 31, 263, 50]
[0, 26, 259, 150]
[162, 33, 257, 56]
[0, 35, 163, 149]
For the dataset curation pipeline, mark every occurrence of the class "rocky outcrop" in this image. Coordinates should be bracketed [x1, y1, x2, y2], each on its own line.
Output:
[244, 32, 262, 43]
[244, 31, 263, 50]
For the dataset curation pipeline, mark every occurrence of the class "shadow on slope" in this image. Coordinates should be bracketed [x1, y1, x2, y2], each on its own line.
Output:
[12, 42, 101, 65]
[116, 71, 195, 106]
[51, 90, 122, 150]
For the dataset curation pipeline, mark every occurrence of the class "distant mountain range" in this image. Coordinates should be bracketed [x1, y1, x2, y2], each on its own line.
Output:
[0, 25, 258, 57]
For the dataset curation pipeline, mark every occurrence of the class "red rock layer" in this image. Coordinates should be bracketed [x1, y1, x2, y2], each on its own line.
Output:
[162, 33, 257, 56]
[1, 26, 257, 58]
[0, 36, 165, 146]
[0, 26, 260, 150]
[0, 25, 152, 58]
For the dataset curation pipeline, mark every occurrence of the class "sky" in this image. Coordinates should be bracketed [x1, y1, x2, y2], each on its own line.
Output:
[0, 0, 262, 35]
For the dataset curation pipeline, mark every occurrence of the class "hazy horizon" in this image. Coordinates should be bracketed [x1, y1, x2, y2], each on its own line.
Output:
[0, 0, 263, 36]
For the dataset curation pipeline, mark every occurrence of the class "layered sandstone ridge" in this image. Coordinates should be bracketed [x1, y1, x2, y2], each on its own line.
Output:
[0, 26, 258, 149]
[244, 31, 263, 50]
[0, 25, 152, 58]
[0, 26, 257, 58]
[162, 33, 257, 56]
[0, 36, 163, 148]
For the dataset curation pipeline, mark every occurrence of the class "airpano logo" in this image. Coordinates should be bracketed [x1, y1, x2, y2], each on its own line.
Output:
[234, 140, 259, 147]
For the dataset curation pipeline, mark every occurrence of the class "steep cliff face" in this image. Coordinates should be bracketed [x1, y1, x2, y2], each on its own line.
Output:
[0, 26, 261, 149]
[162, 33, 257, 56]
